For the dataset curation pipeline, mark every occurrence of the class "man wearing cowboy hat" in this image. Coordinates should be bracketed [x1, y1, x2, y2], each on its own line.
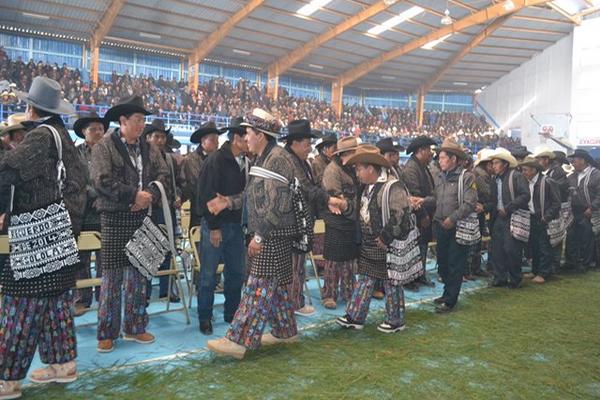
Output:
[91, 95, 169, 353]
[311, 132, 337, 187]
[195, 116, 249, 335]
[376, 138, 404, 179]
[181, 120, 220, 230]
[0, 123, 27, 150]
[207, 109, 301, 359]
[321, 136, 360, 310]
[534, 147, 570, 274]
[565, 149, 600, 273]
[488, 148, 530, 288]
[401, 135, 438, 290]
[72, 110, 109, 316]
[281, 119, 347, 317]
[519, 156, 561, 284]
[428, 139, 477, 313]
[144, 119, 182, 303]
[0, 76, 87, 397]
[336, 145, 411, 332]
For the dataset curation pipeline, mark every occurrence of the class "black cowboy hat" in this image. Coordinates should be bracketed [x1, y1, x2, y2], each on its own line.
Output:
[166, 133, 181, 151]
[510, 145, 531, 160]
[143, 118, 171, 137]
[568, 149, 595, 166]
[218, 116, 246, 135]
[406, 135, 437, 155]
[104, 95, 152, 122]
[281, 119, 319, 141]
[73, 110, 108, 139]
[554, 150, 570, 165]
[190, 121, 220, 144]
[376, 137, 404, 154]
[315, 132, 338, 149]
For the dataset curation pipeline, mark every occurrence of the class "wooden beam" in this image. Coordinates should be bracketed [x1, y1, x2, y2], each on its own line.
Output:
[188, 60, 199, 93]
[89, 0, 125, 87]
[331, 80, 343, 118]
[189, 0, 265, 65]
[547, 2, 582, 25]
[266, 0, 399, 98]
[416, 88, 425, 127]
[335, 0, 550, 89]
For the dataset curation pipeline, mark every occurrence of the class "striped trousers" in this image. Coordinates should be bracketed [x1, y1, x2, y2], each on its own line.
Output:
[346, 275, 405, 326]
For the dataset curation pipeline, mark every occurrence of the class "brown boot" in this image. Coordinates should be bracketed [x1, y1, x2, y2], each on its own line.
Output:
[123, 332, 155, 344]
[322, 298, 337, 309]
[0, 380, 22, 399]
[207, 337, 246, 360]
[372, 290, 385, 300]
[97, 339, 114, 353]
[261, 333, 299, 346]
[30, 361, 77, 384]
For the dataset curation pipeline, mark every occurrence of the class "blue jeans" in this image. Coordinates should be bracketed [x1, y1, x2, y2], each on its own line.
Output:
[197, 222, 245, 322]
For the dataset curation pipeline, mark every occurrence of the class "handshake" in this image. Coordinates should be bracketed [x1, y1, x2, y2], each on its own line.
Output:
[206, 193, 348, 216]
[410, 196, 425, 210]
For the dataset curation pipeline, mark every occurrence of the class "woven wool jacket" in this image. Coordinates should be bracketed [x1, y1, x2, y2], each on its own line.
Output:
[311, 153, 330, 187]
[321, 155, 359, 232]
[180, 148, 208, 228]
[91, 129, 169, 213]
[0, 116, 87, 297]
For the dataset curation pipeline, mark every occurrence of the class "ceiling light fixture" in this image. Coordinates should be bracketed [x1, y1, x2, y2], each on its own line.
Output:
[368, 6, 424, 35]
[22, 12, 50, 20]
[297, 0, 333, 17]
[309, 63, 324, 69]
[232, 49, 251, 55]
[441, 9, 452, 25]
[503, 0, 516, 11]
[139, 32, 161, 40]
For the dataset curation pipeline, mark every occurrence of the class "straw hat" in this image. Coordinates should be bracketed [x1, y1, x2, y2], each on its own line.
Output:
[519, 156, 543, 171]
[474, 148, 495, 167]
[333, 136, 359, 155]
[533, 146, 556, 159]
[7, 113, 27, 126]
[239, 108, 282, 138]
[489, 147, 518, 168]
[346, 144, 390, 168]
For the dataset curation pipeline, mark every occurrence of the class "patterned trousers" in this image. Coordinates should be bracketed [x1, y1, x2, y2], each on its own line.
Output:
[322, 260, 355, 302]
[0, 291, 77, 381]
[97, 267, 149, 340]
[287, 253, 306, 310]
[345, 275, 405, 326]
[226, 275, 298, 350]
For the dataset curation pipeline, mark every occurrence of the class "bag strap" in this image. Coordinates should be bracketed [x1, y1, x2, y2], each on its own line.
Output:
[165, 153, 178, 199]
[583, 168, 594, 207]
[508, 169, 515, 202]
[540, 175, 546, 220]
[249, 166, 289, 185]
[458, 169, 466, 205]
[10, 124, 64, 213]
[150, 180, 177, 255]
[381, 179, 397, 227]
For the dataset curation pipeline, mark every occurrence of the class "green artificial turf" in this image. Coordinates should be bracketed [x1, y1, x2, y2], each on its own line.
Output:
[26, 272, 600, 399]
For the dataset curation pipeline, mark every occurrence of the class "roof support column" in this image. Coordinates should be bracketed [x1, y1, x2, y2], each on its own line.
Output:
[90, 46, 100, 88]
[416, 88, 425, 128]
[267, 69, 279, 100]
[332, 80, 343, 119]
[188, 59, 199, 93]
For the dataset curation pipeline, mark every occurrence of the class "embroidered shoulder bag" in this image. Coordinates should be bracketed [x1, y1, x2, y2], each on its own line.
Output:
[455, 169, 481, 246]
[540, 176, 566, 247]
[508, 170, 531, 242]
[8, 124, 80, 280]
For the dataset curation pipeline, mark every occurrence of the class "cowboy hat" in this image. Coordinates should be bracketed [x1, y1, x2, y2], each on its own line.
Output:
[489, 147, 518, 168]
[510, 145, 531, 160]
[406, 135, 437, 155]
[474, 148, 495, 167]
[519, 156, 543, 171]
[439, 138, 467, 160]
[16, 76, 75, 115]
[346, 144, 390, 168]
[6, 113, 27, 126]
[315, 132, 337, 150]
[568, 149, 595, 166]
[218, 116, 246, 136]
[73, 110, 108, 138]
[190, 121, 220, 144]
[104, 95, 152, 122]
[333, 136, 359, 155]
[166, 134, 181, 151]
[281, 119, 319, 141]
[533, 146, 556, 159]
[554, 151, 570, 165]
[239, 108, 281, 138]
[143, 118, 171, 137]
[0, 123, 27, 138]
[376, 138, 404, 154]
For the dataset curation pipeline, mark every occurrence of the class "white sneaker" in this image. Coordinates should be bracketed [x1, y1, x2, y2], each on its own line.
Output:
[377, 322, 405, 334]
[294, 305, 316, 317]
[0, 380, 21, 400]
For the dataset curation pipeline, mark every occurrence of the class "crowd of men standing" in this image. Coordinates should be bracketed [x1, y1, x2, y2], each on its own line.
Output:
[0, 75, 598, 399]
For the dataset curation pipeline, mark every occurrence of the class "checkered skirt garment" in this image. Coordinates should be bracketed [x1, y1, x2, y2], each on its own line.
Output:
[100, 210, 147, 270]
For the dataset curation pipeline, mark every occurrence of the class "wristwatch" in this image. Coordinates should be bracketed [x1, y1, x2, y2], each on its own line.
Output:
[254, 234, 263, 244]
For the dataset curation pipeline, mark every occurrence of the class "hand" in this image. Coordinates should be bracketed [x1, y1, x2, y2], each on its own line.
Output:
[0, 213, 5, 231]
[442, 217, 455, 230]
[207, 193, 231, 216]
[584, 208, 592, 219]
[209, 229, 222, 248]
[328, 196, 347, 215]
[248, 238, 263, 258]
[375, 237, 387, 250]
[174, 196, 182, 209]
[498, 208, 507, 218]
[410, 196, 424, 210]
[475, 203, 484, 214]
[134, 190, 153, 210]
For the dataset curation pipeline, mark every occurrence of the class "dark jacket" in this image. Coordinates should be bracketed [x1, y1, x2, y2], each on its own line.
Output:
[474, 165, 494, 213]
[311, 153, 330, 187]
[491, 168, 530, 221]
[547, 164, 569, 203]
[77, 142, 100, 231]
[181, 147, 208, 228]
[321, 156, 358, 232]
[91, 129, 169, 213]
[433, 166, 477, 224]
[197, 141, 245, 230]
[568, 167, 600, 215]
[529, 174, 561, 222]
[402, 155, 435, 238]
[0, 116, 87, 297]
